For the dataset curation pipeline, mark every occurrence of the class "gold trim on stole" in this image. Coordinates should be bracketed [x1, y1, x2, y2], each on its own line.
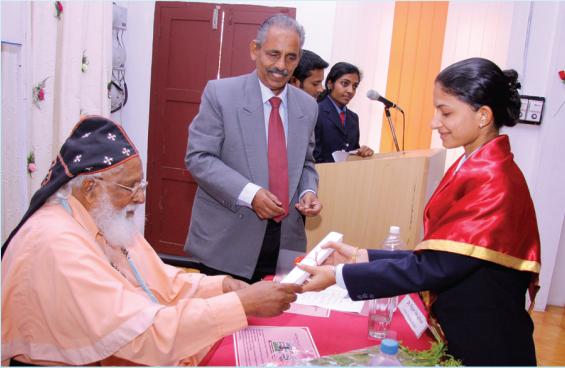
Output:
[415, 239, 540, 273]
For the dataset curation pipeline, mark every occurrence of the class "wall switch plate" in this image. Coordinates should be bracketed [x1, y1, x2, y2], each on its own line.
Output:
[519, 95, 545, 125]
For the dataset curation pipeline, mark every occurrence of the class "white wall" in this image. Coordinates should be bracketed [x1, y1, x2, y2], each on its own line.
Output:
[510, 2, 565, 309]
[111, 1, 156, 231]
[1, 1, 32, 241]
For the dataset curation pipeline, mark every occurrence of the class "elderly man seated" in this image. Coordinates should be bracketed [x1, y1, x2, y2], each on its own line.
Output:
[1, 116, 302, 366]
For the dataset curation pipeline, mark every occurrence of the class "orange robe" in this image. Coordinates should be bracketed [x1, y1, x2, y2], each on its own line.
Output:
[2, 196, 247, 366]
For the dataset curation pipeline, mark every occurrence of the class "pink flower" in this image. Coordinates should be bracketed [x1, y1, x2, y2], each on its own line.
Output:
[28, 163, 37, 173]
[559, 70, 565, 81]
[38, 88, 45, 101]
[54, 1, 63, 19]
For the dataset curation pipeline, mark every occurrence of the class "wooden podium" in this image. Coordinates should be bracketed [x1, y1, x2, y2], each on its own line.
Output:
[305, 149, 446, 251]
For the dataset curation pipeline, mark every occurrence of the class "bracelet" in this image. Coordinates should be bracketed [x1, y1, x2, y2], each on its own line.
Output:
[350, 247, 359, 263]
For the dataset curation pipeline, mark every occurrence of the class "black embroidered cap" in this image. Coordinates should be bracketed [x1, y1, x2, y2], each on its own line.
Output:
[1, 115, 139, 258]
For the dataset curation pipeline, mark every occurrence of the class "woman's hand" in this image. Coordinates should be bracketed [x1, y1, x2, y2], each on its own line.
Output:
[357, 145, 374, 158]
[321, 241, 369, 265]
[297, 264, 336, 292]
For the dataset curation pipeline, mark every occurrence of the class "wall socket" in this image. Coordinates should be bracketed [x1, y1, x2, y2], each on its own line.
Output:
[519, 95, 545, 125]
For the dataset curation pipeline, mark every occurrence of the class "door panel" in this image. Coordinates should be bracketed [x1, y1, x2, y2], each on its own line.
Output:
[146, 2, 221, 256]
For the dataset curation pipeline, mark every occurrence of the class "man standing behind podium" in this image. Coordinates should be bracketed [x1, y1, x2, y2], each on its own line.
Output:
[290, 49, 329, 100]
[185, 14, 322, 283]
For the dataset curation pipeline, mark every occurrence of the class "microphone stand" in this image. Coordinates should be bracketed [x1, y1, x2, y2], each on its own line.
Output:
[384, 107, 401, 152]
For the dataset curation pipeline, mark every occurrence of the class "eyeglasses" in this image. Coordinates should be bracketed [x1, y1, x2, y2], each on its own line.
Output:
[94, 177, 148, 197]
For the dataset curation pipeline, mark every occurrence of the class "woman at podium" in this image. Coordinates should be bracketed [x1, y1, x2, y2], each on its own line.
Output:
[299, 57, 541, 366]
[314, 62, 374, 163]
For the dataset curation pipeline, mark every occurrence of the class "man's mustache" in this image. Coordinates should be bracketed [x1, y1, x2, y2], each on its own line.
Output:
[266, 67, 289, 77]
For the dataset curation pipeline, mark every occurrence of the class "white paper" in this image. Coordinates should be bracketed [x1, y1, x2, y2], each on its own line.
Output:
[294, 284, 365, 313]
[332, 150, 359, 162]
[331, 150, 349, 162]
[397, 294, 428, 338]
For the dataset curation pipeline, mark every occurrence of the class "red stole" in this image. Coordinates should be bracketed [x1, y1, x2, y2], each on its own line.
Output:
[416, 135, 541, 303]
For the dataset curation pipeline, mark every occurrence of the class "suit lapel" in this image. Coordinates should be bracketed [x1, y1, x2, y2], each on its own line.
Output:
[322, 97, 346, 135]
[286, 87, 307, 198]
[238, 71, 269, 188]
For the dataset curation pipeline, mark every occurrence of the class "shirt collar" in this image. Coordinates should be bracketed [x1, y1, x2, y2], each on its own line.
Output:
[258, 79, 288, 108]
[328, 95, 347, 114]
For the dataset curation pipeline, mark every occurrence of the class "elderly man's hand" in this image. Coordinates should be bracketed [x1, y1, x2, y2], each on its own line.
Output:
[295, 192, 322, 217]
[236, 281, 302, 317]
[222, 276, 249, 293]
[251, 188, 286, 219]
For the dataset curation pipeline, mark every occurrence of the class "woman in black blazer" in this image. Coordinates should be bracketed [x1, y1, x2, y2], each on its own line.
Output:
[314, 62, 374, 163]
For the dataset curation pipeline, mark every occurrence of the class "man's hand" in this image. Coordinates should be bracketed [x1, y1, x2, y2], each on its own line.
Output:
[236, 281, 302, 317]
[297, 264, 336, 292]
[295, 192, 322, 216]
[357, 145, 374, 158]
[222, 276, 249, 293]
[321, 241, 369, 265]
[251, 188, 286, 219]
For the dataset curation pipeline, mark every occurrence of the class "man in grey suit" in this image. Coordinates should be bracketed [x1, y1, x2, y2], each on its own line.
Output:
[184, 15, 322, 283]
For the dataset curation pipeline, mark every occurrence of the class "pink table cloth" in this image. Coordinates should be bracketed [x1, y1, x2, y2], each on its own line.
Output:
[203, 294, 433, 366]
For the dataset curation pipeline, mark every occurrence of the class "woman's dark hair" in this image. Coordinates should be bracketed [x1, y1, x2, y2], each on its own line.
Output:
[435, 57, 522, 129]
[318, 62, 362, 101]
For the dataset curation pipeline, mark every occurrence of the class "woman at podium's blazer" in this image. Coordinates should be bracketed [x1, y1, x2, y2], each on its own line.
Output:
[314, 62, 373, 163]
[299, 58, 541, 366]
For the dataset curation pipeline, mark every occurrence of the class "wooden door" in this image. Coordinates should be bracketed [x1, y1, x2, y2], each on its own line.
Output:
[146, 2, 221, 256]
[146, 2, 295, 258]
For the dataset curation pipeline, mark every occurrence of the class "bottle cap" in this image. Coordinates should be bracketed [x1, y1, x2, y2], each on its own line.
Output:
[389, 226, 400, 235]
[380, 338, 399, 355]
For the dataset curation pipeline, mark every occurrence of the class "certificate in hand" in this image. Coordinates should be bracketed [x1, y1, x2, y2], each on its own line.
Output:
[233, 326, 319, 366]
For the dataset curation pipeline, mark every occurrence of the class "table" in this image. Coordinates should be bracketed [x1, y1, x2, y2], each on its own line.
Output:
[202, 294, 433, 366]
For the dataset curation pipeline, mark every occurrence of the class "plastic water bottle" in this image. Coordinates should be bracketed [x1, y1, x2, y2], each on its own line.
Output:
[382, 226, 405, 312]
[382, 225, 405, 251]
[369, 338, 402, 366]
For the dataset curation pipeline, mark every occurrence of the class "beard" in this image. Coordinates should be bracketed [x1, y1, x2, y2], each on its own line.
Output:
[89, 190, 139, 249]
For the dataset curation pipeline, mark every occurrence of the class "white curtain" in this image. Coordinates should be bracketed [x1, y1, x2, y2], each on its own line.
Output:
[1, 1, 112, 241]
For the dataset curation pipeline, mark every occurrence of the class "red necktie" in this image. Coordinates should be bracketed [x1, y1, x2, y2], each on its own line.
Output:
[268, 97, 289, 222]
[339, 111, 345, 126]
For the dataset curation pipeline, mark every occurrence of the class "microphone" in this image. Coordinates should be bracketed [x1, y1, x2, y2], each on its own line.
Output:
[366, 90, 404, 113]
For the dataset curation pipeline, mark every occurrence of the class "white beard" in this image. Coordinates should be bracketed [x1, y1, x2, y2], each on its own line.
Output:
[89, 191, 139, 250]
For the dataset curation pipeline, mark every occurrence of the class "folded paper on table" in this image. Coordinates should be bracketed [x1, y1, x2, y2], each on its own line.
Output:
[295, 285, 365, 314]
[233, 326, 319, 366]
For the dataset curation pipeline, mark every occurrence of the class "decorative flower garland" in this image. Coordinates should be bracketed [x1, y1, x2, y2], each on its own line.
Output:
[559, 70, 565, 85]
[27, 151, 36, 176]
[54, 1, 63, 19]
[32, 78, 48, 109]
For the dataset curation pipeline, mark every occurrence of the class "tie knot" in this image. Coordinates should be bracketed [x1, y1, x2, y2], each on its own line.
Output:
[269, 97, 282, 109]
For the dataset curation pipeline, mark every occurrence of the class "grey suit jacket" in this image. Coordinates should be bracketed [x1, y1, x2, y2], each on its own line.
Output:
[184, 71, 319, 279]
